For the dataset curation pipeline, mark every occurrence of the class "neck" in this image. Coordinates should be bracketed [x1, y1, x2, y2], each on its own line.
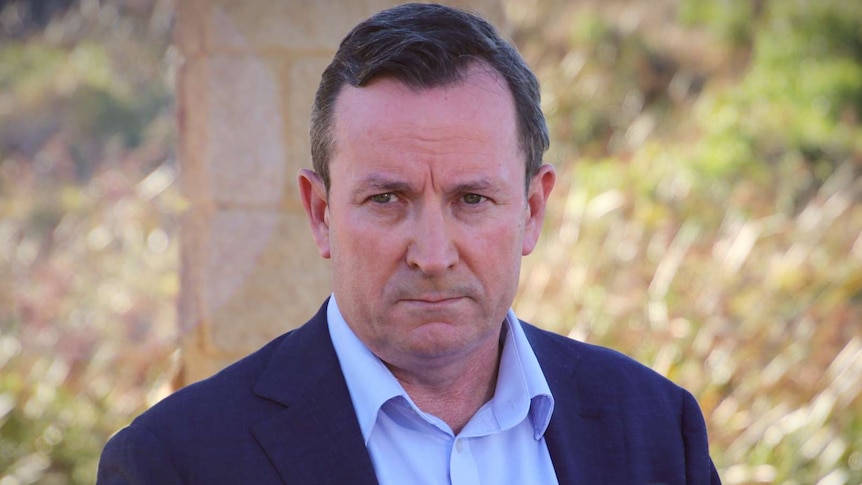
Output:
[386, 334, 502, 434]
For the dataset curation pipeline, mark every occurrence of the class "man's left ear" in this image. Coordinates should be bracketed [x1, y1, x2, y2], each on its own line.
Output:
[522, 164, 556, 256]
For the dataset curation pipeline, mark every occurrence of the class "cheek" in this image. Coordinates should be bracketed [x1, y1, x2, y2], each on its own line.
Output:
[465, 225, 524, 279]
[332, 218, 402, 281]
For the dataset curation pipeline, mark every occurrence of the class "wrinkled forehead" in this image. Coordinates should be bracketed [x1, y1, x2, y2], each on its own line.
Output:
[325, 65, 525, 193]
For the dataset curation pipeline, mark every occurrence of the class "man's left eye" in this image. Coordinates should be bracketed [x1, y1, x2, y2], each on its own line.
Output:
[462, 194, 485, 205]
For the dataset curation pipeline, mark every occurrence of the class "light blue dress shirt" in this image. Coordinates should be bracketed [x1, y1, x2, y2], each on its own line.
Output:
[327, 296, 558, 485]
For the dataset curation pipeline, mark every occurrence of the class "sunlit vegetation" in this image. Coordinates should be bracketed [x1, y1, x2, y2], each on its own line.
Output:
[512, 0, 862, 483]
[1, 0, 860, 483]
[0, 1, 180, 483]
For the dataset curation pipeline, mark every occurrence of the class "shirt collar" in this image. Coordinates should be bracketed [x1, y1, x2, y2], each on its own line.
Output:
[327, 296, 404, 444]
[495, 309, 555, 440]
[327, 295, 555, 443]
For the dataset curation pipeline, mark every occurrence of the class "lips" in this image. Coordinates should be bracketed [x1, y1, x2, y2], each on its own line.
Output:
[398, 297, 467, 312]
[389, 279, 479, 301]
[402, 295, 464, 304]
[386, 278, 481, 311]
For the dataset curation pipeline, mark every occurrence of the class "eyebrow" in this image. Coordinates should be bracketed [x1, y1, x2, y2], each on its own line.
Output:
[352, 175, 413, 198]
[351, 174, 502, 199]
[449, 179, 498, 194]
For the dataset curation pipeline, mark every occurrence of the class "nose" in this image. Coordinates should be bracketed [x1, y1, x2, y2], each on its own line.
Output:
[405, 205, 458, 275]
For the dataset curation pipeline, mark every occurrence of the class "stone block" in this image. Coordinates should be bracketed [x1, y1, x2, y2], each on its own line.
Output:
[177, 58, 211, 207]
[207, 0, 392, 52]
[178, 331, 243, 385]
[177, 205, 209, 339]
[180, 207, 330, 357]
[205, 0, 504, 52]
[206, 55, 289, 208]
[284, 56, 330, 188]
[175, 0, 207, 57]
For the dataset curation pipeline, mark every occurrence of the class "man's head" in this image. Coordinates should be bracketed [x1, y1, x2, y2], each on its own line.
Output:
[299, 3, 555, 374]
[310, 2, 549, 192]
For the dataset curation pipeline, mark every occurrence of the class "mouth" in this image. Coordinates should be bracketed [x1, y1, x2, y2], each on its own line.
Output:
[401, 295, 466, 305]
[401, 294, 467, 309]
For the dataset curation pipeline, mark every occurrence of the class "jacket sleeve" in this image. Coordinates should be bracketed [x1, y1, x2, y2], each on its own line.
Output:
[97, 424, 184, 485]
[681, 390, 722, 484]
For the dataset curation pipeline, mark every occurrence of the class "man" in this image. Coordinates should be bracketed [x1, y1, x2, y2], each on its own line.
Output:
[98, 3, 720, 484]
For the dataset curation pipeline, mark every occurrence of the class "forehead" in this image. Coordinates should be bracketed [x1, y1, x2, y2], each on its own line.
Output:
[330, 64, 520, 159]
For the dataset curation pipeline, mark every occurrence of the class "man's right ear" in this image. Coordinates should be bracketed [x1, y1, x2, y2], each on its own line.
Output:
[298, 169, 331, 259]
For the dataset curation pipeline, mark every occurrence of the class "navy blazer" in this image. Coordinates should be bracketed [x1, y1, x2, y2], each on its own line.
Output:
[98, 301, 721, 484]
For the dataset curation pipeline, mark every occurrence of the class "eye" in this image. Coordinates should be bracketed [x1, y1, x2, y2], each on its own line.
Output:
[370, 193, 397, 204]
[462, 194, 485, 205]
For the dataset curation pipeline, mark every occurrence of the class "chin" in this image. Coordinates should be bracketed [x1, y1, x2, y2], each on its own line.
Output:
[409, 326, 490, 355]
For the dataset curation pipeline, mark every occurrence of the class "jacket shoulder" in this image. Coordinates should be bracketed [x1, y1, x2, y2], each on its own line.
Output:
[523, 323, 720, 484]
[521, 321, 693, 408]
[98, 303, 335, 483]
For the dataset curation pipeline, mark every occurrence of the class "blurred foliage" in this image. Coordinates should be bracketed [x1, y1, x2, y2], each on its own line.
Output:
[511, 0, 862, 484]
[0, 0, 179, 483]
[1, 0, 860, 484]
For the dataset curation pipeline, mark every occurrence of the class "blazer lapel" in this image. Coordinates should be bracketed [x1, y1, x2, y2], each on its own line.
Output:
[251, 303, 378, 485]
[523, 323, 627, 485]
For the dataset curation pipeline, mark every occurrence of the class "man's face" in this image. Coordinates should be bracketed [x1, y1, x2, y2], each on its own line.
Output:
[300, 64, 554, 371]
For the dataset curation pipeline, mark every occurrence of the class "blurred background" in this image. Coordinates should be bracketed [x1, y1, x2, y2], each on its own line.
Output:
[0, 0, 860, 484]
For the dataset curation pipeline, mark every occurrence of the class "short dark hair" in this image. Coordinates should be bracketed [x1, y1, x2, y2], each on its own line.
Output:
[310, 2, 549, 192]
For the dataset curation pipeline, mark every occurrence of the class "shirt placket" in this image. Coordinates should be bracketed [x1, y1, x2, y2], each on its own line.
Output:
[449, 436, 481, 485]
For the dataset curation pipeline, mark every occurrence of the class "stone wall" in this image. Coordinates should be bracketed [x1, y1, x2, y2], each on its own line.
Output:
[174, 0, 504, 384]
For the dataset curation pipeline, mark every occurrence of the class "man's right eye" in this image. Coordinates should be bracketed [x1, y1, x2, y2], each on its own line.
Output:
[370, 193, 396, 204]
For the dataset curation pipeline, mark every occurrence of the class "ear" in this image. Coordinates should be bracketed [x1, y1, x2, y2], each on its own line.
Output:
[298, 168, 331, 259]
[522, 164, 556, 256]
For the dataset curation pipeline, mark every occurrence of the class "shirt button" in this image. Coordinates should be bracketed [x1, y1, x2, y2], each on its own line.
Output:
[455, 439, 463, 452]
